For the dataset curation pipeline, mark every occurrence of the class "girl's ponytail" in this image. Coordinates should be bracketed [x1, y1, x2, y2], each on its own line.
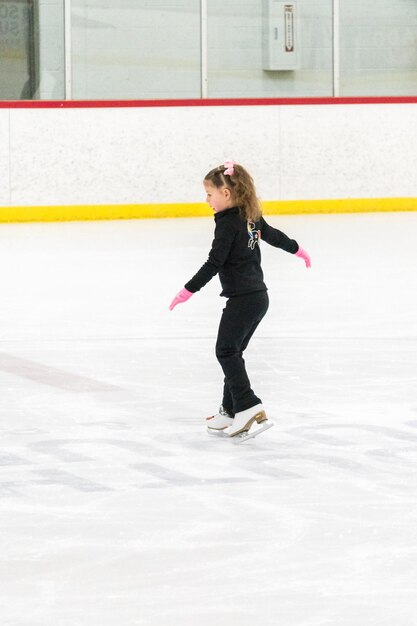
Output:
[204, 162, 262, 222]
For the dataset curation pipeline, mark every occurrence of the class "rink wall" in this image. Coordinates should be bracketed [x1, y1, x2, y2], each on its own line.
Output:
[0, 97, 417, 222]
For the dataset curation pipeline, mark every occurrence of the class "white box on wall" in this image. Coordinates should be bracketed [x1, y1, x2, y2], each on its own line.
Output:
[262, 0, 299, 71]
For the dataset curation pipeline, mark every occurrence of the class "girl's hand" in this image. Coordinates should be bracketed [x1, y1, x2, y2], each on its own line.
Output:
[169, 287, 193, 311]
[295, 246, 311, 268]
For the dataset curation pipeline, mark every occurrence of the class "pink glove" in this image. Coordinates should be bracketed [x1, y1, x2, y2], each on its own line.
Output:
[169, 287, 193, 311]
[295, 246, 311, 268]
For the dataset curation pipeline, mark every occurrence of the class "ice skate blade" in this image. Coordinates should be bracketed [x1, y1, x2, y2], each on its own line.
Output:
[232, 421, 274, 444]
[207, 427, 229, 437]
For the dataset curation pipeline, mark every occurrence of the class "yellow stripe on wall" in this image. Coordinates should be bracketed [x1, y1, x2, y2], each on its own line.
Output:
[263, 197, 417, 215]
[0, 203, 211, 222]
[1, 197, 416, 223]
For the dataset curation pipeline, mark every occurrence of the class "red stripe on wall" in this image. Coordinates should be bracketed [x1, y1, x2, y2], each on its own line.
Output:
[1, 96, 417, 109]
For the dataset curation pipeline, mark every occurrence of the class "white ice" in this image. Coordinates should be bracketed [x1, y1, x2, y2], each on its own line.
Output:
[0, 212, 416, 626]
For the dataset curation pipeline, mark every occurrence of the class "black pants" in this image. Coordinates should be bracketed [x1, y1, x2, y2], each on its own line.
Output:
[215, 290, 269, 416]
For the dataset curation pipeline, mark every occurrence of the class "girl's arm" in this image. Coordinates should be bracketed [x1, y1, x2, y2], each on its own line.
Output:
[259, 217, 299, 252]
[169, 220, 236, 310]
[260, 217, 311, 267]
[185, 223, 236, 292]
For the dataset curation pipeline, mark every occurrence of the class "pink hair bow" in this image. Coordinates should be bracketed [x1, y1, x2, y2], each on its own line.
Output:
[223, 160, 237, 176]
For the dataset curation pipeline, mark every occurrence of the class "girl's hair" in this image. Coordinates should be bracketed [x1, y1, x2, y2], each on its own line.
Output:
[204, 163, 262, 222]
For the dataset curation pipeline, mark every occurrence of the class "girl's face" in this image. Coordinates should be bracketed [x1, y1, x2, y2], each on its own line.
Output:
[204, 181, 233, 213]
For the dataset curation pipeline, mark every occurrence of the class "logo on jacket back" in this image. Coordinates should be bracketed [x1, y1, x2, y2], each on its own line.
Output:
[247, 221, 261, 250]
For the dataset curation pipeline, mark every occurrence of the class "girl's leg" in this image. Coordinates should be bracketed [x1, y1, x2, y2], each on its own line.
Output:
[221, 315, 263, 413]
[221, 379, 234, 416]
[215, 291, 269, 414]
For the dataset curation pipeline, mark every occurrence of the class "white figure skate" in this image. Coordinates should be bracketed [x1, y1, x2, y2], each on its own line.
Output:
[206, 406, 233, 432]
[224, 404, 274, 443]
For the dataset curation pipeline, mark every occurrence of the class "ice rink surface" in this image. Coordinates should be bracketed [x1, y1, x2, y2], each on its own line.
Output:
[0, 211, 416, 626]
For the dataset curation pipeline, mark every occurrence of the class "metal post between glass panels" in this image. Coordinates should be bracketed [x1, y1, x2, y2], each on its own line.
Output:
[200, 0, 208, 98]
[332, 0, 340, 97]
[64, 0, 72, 99]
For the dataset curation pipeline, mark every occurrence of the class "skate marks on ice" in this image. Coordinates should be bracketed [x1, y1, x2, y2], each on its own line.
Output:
[1, 414, 417, 497]
[2, 417, 417, 626]
[272, 412, 417, 494]
[0, 351, 121, 392]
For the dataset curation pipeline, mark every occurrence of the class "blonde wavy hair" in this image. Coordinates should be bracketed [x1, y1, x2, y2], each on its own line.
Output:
[204, 162, 262, 222]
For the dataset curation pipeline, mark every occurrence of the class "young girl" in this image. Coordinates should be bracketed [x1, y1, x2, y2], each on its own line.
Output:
[169, 161, 310, 438]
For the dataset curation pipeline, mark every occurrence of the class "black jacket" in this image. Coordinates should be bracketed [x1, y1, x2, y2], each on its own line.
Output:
[185, 207, 299, 297]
